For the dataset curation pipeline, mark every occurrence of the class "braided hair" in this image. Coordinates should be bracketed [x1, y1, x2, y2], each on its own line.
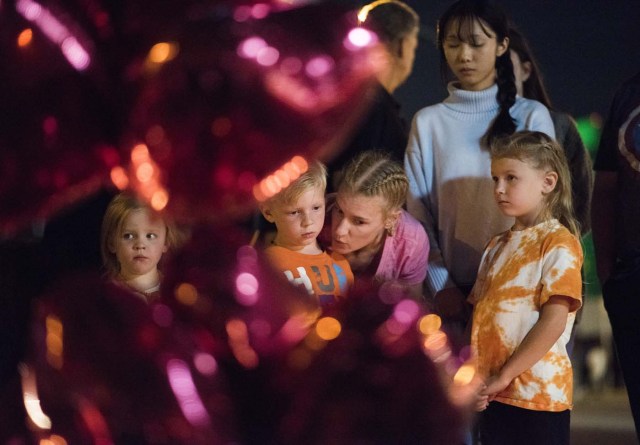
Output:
[337, 150, 409, 214]
[437, 0, 517, 145]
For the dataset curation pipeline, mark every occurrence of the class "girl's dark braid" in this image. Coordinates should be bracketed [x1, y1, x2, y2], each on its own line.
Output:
[485, 52, 517, 145]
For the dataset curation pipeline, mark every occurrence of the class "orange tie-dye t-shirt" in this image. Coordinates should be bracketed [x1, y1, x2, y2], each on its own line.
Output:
[468, 219, 583, 412]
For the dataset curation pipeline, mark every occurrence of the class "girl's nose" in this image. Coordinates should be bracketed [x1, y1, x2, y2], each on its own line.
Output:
[458, 44, 472, 62]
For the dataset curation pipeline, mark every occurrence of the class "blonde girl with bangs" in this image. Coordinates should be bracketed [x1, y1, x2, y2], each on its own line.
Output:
[468, 131, 583, 445]
[101, 192, 183, 303]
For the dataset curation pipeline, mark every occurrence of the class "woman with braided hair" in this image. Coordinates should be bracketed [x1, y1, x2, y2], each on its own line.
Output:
[404, 0, 555, 327]
[330, 150, 429, 299]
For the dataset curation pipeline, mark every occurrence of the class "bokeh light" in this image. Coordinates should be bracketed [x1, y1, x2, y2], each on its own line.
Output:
[147, 41, 179, 64]
[235, 272, 260, 306]
[166, 359, 210, 427]
[20, 364, 52, 430]
[175, 282, 199, 306]
[305, 55, 334, 78]
[45, 315, 63, 370]
[453, 363, 476, 386]
[315, 316, 341, 341]
[253, 155, 308, 202]
[344, 27, 377, 51]
[418, 314, 442, 336]
[238, 36, 267, 59]
[193, 353, 218, 377]
[18, 28, 33, 47]
[16, 0, 92, 71]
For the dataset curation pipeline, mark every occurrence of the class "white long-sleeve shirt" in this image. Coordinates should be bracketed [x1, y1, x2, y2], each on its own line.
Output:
[405, 82, 555, 297]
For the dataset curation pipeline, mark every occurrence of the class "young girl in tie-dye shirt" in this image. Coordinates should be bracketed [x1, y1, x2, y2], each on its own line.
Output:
[469, 131, 583, 445]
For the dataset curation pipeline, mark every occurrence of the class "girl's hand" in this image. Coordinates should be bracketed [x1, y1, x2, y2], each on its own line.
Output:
[481, 373, 511, 401]
[475, 391, 489, 412]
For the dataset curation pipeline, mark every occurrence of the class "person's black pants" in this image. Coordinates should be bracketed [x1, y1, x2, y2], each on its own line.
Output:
[478, 401, 569, 445]
[603, 249, 640, 442]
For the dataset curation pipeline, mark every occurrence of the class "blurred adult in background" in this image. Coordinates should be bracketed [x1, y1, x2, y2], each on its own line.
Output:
[508, 27, 593, 234]
[591, 71, 640, 441]
[327, 0, 420, 189]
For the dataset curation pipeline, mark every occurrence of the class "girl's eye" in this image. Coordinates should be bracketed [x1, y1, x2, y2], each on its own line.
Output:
[507, 175, 517, 181]
[491, 176, 498, 182]
[353, 219, 365, 226]
[288, 210, 299, 216]
[147, 233, 158, 240]
[123, 233, 134, 240]
[313, 205, 323, 211]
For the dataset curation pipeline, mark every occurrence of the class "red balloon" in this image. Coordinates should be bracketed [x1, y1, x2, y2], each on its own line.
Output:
[122, 2, 378, 223]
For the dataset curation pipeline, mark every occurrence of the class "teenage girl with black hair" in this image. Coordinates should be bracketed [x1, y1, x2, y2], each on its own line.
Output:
[405, 0, 555, 332]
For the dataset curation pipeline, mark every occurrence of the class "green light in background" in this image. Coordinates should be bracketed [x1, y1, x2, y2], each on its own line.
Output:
[576, 113, 603, 157]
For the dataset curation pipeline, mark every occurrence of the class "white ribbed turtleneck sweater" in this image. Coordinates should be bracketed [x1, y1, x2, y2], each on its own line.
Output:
[405, 82, 556, 297]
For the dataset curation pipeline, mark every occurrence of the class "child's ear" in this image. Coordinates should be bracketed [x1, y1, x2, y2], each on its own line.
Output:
[542, 171, 558, 194]
[260, 204, 276, 223]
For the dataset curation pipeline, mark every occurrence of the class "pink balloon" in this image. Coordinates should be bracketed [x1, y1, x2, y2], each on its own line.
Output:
[28, 272, 238, 444]
[0, 0, 119, 237]
[121, 2, 378, 223]
[160, 223, 319, 360]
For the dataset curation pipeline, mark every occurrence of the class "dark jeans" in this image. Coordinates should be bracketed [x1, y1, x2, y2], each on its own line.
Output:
[602, 248, 640, 441]
[478, 402, 569, 445]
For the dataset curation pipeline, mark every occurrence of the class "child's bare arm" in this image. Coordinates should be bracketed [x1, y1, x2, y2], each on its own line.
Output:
[482, 295, 571, 399]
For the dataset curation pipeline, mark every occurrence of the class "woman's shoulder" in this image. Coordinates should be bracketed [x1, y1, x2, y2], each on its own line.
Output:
[513, 96, 550, 114]
[394, 210, 428, 244]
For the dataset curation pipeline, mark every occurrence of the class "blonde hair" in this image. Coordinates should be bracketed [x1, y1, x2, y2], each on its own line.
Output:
[490, 131, 580, 237]
[100, 192, 181, 278]
[267, 161, 327, 207]
[337, 151, 408, 213]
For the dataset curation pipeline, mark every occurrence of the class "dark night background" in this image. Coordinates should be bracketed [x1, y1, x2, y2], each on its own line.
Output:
[350, 0, 640, 131]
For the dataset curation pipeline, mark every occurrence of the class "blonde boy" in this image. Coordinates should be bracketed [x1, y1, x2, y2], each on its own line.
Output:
[260, 161, 353, 306]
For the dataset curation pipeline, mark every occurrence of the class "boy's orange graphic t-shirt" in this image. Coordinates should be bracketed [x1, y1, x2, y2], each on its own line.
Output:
[264, 246, 354, 306]
[469, 219, 583, 412]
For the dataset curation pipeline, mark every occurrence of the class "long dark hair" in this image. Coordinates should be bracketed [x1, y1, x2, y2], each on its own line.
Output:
[508, 26, 554, 109]
[437, 0, 516, 145]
